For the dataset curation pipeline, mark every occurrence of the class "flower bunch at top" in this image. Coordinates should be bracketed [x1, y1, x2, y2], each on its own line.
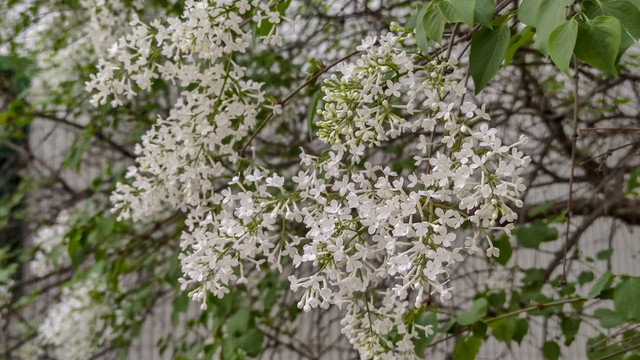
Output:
[100, 0, 291, 224]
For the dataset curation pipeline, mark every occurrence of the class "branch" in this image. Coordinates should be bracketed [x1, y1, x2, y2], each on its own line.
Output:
[239, 49, 360, 155]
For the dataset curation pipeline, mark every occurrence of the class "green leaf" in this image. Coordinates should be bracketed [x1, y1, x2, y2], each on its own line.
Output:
[542, 340, 560, 360]
[237, 328, 264, 357]
[614, 277, 640, 320]
[423, 6, 446, 44]
[439, 0, 476, 26]
[596, 249, 614, 260]
[413, 312, 438, 357]
[488, 291, 506, 310]
[475, 0, 495, 27]
[549, 19, 578, 76]
[492, 234, 512, 266]
[490, 317, 516, 343]
[534, 0, 575, 56]
[561, 315, 581, 346]
[578, 271, 595, 285]
[63, 133, 92, 171]
[513, 318, 529, 344]
[415, 5, 431, 53]
[518, 0, 543, 26]
[505, 26, 535, 65]
[593, 308, 628, 328]
[626, 166, 640, 196]
[588, 271, 615, 299]
[452, 336, 482, 360]
[574, 16, 621, 76]
[405, 7, 419, 29]
[515, 220, 558, 249]
[583, 0, 640, 56]
[457, 297, 488, 326]
[227, 308, 251, 335]
[171, 292, 190, 326]
[527, 201, 553, 218]
[469, 25, 510, 93]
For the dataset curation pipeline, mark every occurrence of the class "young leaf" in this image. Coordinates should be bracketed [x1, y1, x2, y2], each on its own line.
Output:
[549, 19, 578, 76]
[534, 0, 575, 56]
[504, 26, 535, 65]
[574, 16, 621, 76]
[614, 276, 640, 320]
[439, 0, 476, 26]
[518, 0, 542, 26]
[475, 0, 495, 27]
[457, 297, 488, 325]
[470, 25, 510, 93]
[424, 6, 446, 43]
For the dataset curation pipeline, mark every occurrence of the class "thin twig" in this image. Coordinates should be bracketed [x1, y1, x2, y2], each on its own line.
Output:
[596, 343, 640, 360]
[427, 297, 586, 348]
[580, 140, 640, 165]
[563, 57, 580, 283]
[580, 127, 640, 132]
[445, 23, 459, 59]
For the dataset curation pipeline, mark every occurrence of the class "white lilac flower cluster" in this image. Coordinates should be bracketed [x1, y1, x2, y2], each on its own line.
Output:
[95, 0, 293, 304]
[26, 0, 143, 102]
[93, 3, 530, 357]
[99, 0, 290, 223]
[29, 211, 70, 278]
[37, 277, 112, 360]
[33, 274, 144, 360]
[294, 33, 529, 357]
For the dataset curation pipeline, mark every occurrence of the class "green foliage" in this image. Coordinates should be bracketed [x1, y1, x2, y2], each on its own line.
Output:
[626, 167, 640, 196]
[457, 297, 488, 326]
[491, 234, 512, 265]
[534, 0, 575, 56]
[515, 220, 558, 249]
[574, 16, 621, 76]
[518, 0, 543, 26]
[542, 340, 561, 360]
[582, 0, 640, 57]
[613, 276, 640, 320]
[412, 311, 438, 357]
[438, 0, 476, 26]
[549, 19, 578, 76]
[561, 315, 581, 346]
[474, 0, 495, 28]
[588, 271, 615, 299]
[593, 308, 628, 328]
[470, 25, 510, 93]
[452, 335, 482, 360]
[423, 5, 446, 44]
